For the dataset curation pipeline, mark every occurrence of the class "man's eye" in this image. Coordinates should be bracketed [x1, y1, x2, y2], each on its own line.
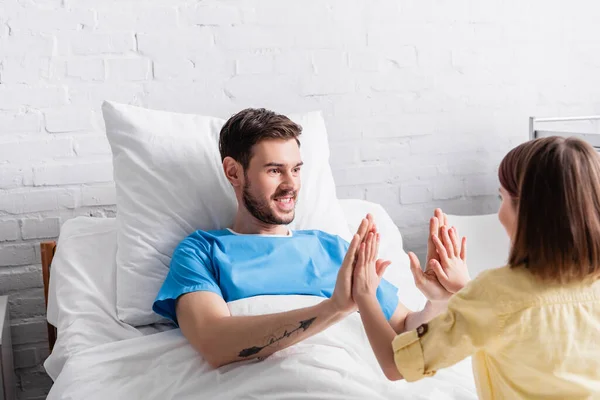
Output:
[269, 169, 279, 174]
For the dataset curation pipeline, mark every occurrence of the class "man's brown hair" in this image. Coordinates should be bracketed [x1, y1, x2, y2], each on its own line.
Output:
[219, 108, 302, 169]
[499, 136, 600, 283]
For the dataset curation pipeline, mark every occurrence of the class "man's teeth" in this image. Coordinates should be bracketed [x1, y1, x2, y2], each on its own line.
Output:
[276, 198, 292, 203]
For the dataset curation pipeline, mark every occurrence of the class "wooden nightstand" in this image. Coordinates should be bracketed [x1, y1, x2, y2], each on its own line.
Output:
[0, 296, 15, 400]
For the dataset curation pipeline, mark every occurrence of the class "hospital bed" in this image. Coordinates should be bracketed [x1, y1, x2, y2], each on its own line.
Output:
[40, 199, 484, 400]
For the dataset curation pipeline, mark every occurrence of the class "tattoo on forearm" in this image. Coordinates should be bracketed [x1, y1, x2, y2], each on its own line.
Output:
[238, 317, 317, 358]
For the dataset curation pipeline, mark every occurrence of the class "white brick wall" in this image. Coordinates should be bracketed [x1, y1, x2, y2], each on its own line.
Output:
[1, 0, 600, 398]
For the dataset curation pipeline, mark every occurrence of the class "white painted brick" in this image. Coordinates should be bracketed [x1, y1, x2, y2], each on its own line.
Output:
[0, 220, 20, 241]
[81, 183, 116, 206]
[330, 94, 374, 117]
[179, 4, 242, 26]
[353, 47, 419, 72]
[44, 107, 95, 133]
[0, 57, 51, 84]
[0, 34, 54, 57]
[362, 0, 402, 23]
[348, 51, 381, 72]
[0, 137, 72, 163]
[447, 154, 501, 176]
[215, 26, 295, 49]
[387, 204, 435, 229]
[0, 188, 77, 214]
[153, 59, 196, 81]
[301, 75, 355, 96]
[295, 25, 367, 49]
[236, 54, 275, 75]
[0, 111, 42, 135]
[410, 133, 481, 155]
[433, 177, 465, 200]
[330, 143, 360, 167]
[20, 217, 60, 240]
[68, 83, 145, 107]
[73, 135, 111, 156]
[333, 165, 392, 186]
[0, 165, 33, 188]
[325, 118, 364, 140]
[0, 265, 42, 292]
[0, 85, 67, 109]
[336, 185, 365, 200]
[13, 347, 39, 369]
[106, 58, 151, 81]
[364, 116, 436, 138]
[137, 29, 213, 58]
[274, 51, 313, 75]
[390, 163, 440, 183]
[69, 33, 135, 55]
[8, 288, 46, 321]
[360, 141, 410, 162]
[464, 174, 499, 197]
[66, 58, 105, 81]
[96, 7, 178, 31]
[241, 1, 330, 26]
[0, 243, 36, 267]
[33, 158, 113, 186]
[9, 294, 46, 325]
[143, 82, 231, 115]
[11, 318, 48, 346]
[8, 8, 95, 31]
[365, 185, 400, 207]
[224, 75, 298, 102]
[311, 50, 348, 75]
[360, 70, 433, 93]
[400, 182, 433, 204]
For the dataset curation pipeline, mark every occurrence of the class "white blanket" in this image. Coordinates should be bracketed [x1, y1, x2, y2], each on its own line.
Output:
[48, 295, 477, 400]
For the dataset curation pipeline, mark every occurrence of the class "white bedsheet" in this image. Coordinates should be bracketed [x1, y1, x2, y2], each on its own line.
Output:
[48, 295, 476, 400]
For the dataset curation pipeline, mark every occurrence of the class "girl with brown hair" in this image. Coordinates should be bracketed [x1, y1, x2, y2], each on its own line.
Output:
[353, 136, 600, 399]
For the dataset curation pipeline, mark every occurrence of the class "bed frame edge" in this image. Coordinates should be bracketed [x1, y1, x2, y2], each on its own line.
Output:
[40, 241, 57, 353]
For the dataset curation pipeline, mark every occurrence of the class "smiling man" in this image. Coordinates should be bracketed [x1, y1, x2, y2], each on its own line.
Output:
[152, 108, 418, 369]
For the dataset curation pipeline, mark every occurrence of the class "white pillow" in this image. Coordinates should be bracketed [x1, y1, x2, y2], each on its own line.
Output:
[446, 213, 511, 278]
[102, 101, 351, 326]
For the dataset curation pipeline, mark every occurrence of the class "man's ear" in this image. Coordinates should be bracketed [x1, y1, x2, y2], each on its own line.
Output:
[223, 157, 243, 187]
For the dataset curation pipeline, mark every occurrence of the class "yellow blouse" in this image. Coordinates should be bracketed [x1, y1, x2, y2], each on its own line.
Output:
[393, 265, 600, 399]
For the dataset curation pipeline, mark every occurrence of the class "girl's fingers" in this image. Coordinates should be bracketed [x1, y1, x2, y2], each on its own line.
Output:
[371, 233, 379, 263]
[460, 236, 467, 262]
[449, 227, 460, 257]
[432, 234, 450, 264]
[441, 226, 455, 257]
[430, 259, 449, 284]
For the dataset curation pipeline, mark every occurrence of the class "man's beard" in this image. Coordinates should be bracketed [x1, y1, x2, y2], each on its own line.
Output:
[242, 177, 297, 226]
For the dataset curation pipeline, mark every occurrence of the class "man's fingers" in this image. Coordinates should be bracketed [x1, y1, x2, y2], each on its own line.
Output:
[460, 236, 467, 262]
[356, 218, 370, 242]
[429, 217, 438, 239]
[343, 234, 361, 269]
[408, 252, 424, 286]
[376, 259, 392, 277]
